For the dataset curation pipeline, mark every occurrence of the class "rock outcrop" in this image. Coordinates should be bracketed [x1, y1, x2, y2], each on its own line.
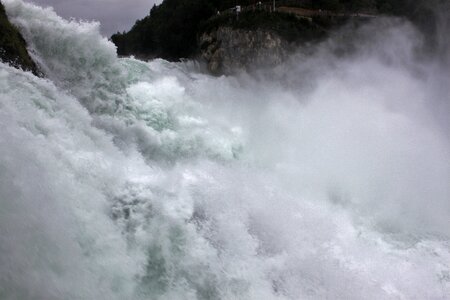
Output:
[0, 1, 40, 75]
[199, 27, 290, 74]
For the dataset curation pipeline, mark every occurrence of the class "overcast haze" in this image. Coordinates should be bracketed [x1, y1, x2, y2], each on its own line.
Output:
[28, 0, 162, 36]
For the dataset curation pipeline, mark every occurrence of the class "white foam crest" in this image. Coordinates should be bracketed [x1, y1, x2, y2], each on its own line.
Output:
[4, 0, 242, 163]
[3, 0, 130, 114]
[0, 63, 142, 299]
[0, 1, 449, 299]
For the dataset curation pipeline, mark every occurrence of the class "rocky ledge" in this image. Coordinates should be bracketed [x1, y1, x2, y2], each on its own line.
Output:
[199, 27, 290, 75]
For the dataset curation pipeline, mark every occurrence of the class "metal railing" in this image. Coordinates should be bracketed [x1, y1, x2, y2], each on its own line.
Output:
[218, 1, 377, 18]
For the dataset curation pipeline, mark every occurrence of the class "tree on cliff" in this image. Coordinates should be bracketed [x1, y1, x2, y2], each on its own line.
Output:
[111, 0, 220, 60]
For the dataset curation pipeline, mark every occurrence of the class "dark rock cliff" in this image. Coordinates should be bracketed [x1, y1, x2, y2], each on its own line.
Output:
[112, 0, 438, 75]
[198, 11, 346, 74]
[199, 27, 290, 74]
[0, 1, 40, 75]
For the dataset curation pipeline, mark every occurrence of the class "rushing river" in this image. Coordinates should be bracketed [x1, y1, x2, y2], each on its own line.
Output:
[1, 0, 449, 299]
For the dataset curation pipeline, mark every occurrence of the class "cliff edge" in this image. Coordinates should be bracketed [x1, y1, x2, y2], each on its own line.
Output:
[198, 11, 345, 74]
[112, 0, 439, 75]
[200, 27, 289, 74]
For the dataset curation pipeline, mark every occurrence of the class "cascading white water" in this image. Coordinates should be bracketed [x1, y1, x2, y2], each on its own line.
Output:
[0, 0, 449, 299]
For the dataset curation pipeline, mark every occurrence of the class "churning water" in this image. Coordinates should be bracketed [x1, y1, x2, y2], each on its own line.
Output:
[0, 0, 449, 299]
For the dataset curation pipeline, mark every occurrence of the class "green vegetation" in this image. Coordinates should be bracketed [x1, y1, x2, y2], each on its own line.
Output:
[111, 0, 437, 61]
[0, 1, 39, 75]
[111, 0, 221, 60]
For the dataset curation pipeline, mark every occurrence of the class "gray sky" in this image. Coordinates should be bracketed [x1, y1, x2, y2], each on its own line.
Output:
[28, 0, 162, 36]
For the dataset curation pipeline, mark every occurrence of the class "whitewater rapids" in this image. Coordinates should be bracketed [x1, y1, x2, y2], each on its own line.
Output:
[0, 0, 449, 299]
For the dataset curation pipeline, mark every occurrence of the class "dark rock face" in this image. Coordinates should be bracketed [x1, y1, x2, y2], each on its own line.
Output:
[199, 27, 290, 74]
[0, 1, 40, 75]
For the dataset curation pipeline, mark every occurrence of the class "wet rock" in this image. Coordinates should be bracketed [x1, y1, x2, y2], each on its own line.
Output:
[0, 1, 40, 75]
[199, 26, 290, 74]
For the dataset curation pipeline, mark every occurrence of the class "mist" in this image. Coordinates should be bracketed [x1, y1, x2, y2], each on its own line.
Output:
[1, 0, 449, 299]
